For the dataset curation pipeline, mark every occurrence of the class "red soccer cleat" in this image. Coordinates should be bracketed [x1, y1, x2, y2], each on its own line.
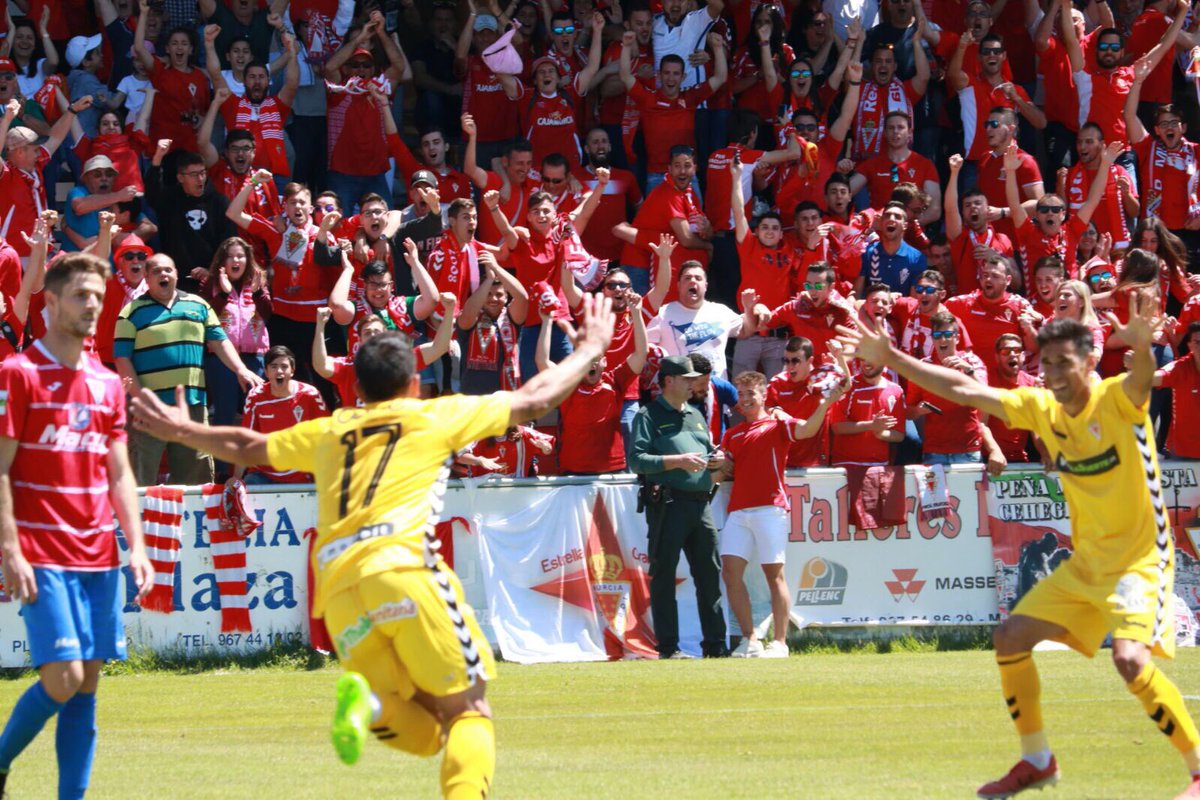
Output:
[976, 757, 1060, 799]
[1174, 775, 1200, 799]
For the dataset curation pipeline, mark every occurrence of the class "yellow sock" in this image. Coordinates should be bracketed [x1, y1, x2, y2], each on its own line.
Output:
[371, 697, 443, 758]
[440, 712, 495, 799]
[1127, 663, 1200, 756]
[997, 651, 1044, 740]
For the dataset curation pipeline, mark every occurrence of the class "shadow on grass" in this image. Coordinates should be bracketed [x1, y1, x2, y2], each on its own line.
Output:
[0, 641, 336, 680]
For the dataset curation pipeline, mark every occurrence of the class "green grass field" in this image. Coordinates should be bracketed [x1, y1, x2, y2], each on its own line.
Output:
[2, 647, 1199, 799]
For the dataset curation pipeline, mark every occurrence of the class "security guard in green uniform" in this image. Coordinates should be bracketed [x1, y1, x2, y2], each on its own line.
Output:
[630, 355, 728, 658]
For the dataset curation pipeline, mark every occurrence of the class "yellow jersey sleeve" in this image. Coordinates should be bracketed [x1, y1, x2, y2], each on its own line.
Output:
[266, 416, 334, 473]
[998, 386, 1052, 433]
[1100, 375, 1147, 423]
[434, 392, 513, 451]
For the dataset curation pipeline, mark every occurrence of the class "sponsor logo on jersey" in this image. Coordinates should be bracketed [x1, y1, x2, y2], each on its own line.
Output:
[1054, 445, 1119, 476]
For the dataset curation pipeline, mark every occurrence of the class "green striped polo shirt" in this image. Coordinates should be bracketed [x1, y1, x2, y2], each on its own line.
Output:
[113, 291, 228, 406]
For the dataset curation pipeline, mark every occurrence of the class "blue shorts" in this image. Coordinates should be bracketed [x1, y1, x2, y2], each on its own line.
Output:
[21, 568, 127, 667]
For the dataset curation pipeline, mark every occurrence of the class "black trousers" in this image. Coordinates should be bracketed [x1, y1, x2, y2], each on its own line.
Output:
[645, 495, 726, 656]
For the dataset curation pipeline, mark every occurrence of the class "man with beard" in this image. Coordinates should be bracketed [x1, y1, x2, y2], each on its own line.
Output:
[945, 257, 1039, 375]
[948, 31, 1045, 165]
[846, 36, 930, 163]
[986, 332, 1040, 464]
[1006, 141, 1115, 285]
[1125, 80, 1200, 261]
[499, 12, 604, 172]
[1065, 122, 1138, 251]
[457, 251, 530, 395]
[536, 285, 648, 474]
[145, 139, 236, 293]
[890, 269, 969, 361]
[652, 0, 724, 90]
[850, 111, 940, 222]
[945, 154, 1013, 294]
[752, 261, 857, 366]
[578, 127, 643, 266]
[463, 116, 537, 247]
[227, 169, 344, 390]
[237, 345, 329, 485]
[1063, 0, 1186, 153]
[115, 253, 262, 485]
[648, 262, 753, 381]
[855, 202, 926, 295]
[206, 25, 300, 182]
[905, 310, 1005, 471]
[64, 156, 138, 252]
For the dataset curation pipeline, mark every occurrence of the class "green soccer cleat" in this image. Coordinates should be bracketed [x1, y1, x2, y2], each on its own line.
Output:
[331, 672, 372, 766]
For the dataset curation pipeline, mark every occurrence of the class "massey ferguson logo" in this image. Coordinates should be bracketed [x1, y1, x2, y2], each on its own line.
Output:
[885, 568, 925, 602]
[795, 557, 848, 606]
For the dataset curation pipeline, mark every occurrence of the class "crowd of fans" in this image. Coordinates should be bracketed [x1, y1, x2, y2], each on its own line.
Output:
[3, 0, 1200, 487]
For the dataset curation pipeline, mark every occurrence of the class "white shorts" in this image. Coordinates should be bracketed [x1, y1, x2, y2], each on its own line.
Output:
[719, 506, 790, 565]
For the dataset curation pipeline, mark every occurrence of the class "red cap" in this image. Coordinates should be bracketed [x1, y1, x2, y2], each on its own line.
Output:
[0, 58, 16, 75]
[350, 47, 374, 61]
[114, 234, 153, 261]
[530, 56, 564, 76]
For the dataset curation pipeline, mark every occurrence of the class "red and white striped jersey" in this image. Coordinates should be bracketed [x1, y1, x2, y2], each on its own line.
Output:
[221, 95, 292, 177]
[0, 341, 126, 570]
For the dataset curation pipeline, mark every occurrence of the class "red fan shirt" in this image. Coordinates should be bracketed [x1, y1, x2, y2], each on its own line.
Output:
[148, 60, 211, 154]
[241, 380, 329, 481]
[987, 368, 1038, 462]
[766, 371, 829, 467]
[722, 416, 796, 512]
[221, 95, 293, 177]
[627, 81, 715, 173]
[830, 377, 905, 466]
[906, 353, 986, 455]
[558, 363, 635, 473]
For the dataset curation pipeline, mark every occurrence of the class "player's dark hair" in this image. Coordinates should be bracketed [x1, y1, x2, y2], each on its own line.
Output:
[1036, 318, 1094, 357]
[1184, 322, 1200, 355]
[864, 282, 891, 297]
[1096, 27, 1123, 46]
[669, 144, 695, 162]
[728, 110, 759, 146]
[678, 260, 705, 280]
[1079, 121, 1104, 141]
[420, 125, 449, 142]
[786, 336, 813, 358]
[995, 333, 1023, 351]
[541, 152, 570, 172]
[359, 193, 388, 210]
[44, 253, 110, 295]
[824, 173, 851, 192]
[660, 54, 686, 71]
[794, 200, 822, 218]
[355, 332, 417, 402]
[283, 182, 312, 202]
[226, 129, 255, 147]
[689, 352, 712, 374]
[1154, 104, 1183, 125]
[504, 138, 533, 157]
[962, 187, 988, 205]
[979, 32, 1004, 50]
[266, 345, 296, 368]
[449, 197, 476, 219]
[883, 109, 912, 128]
[919, 269, 944, 289]
[755, 211, 783, 228]
[174, 151, 205, 172]
[1034, 255, 1066, 278]
[987, 106, 1018, 127]
[244, 60, 270, 78]
[528, 191, 556, 211]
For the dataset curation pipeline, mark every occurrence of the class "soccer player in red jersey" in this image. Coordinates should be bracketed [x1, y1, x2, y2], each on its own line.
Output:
[0, 253, 153, 799]
[717, 370, 843, 658]
[1153, 321, 1200, 460]
[945, 256, 1040, 375]
[1065, 123, 1139, 250]
[620, 30, 728, 181]
[986, 333, 1041, 463]
[537, 288, 648, 474]
[1005, 142, 1115, 286]
[945, 154, 1013, 294]
[239, 345, 329, 484]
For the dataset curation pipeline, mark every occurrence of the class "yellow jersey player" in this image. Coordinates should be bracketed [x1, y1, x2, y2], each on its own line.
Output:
[131, 295, 617, 799]
[838, 290, 1200, 800]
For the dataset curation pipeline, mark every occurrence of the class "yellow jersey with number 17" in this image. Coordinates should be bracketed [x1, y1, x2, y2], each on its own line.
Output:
[267, 393, 512, 615]
[998, 376, 1170, 579]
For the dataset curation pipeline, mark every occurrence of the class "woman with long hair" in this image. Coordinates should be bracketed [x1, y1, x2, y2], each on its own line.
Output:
[201, 236, 272, 429]
[1, 8, 58, 99]
[733, 4, 795, 137]
[1133, 215, 1192, 314]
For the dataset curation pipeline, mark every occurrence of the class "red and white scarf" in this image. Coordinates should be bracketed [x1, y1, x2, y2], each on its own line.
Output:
[142, 486, 185, 613]
[324, 75, 392, 96]
[466, 309, 520, 390]
[1145, 138, 1200, 220]
[854, 79, 910, 160]
[201, 483, 259, 633]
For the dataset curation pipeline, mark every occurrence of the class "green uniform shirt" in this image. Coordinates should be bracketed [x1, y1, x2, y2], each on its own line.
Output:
[630, 395, 715, 492]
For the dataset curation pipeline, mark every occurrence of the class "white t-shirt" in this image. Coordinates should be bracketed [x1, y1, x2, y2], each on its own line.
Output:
[117, 75, 152, 115]
[221, 70, 247, 97]
[652, 8, 716, 90]
[648, 300, 743, 380]
[16, 58, 46, 99]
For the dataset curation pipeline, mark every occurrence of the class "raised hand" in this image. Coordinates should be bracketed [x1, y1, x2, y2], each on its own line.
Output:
[483, 189, 501, 210]
[461, 113, 477, 138]
[846, 60, 863, 84]
[155, 139, 173, 157]
[622, 30, 636, 49]
[1002, 142, 1020, 173]
[651, 233, 677, 260]
[595, 166, 610, 186]
[204, 24, 221, 44]
[213, 86, 232, 105]
[1101, 140, 1123, 164]
[402, 237, 421, 266]
[948, 153, 963, 173]
[835, 315, 894, 367]
[315, 306, 333, 326]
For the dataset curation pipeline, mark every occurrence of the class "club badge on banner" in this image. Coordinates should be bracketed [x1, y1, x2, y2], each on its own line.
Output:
[471, 484, 703, 663]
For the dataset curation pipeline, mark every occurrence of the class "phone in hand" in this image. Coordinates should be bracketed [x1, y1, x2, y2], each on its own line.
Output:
[920, 401, 943, 415]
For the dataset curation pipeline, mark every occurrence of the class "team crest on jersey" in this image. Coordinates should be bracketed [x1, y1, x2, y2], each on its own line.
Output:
[86, 379, 106, 405]
[293, 404, 304, 423]
[67, 403, 92, 431]
[886, 395, 896, 412]
[1088, 421, 1102, 440]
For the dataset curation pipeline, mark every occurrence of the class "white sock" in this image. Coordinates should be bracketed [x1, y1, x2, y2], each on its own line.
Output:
[369, 693, 382, 725]
[1022, 749, 1052, 770]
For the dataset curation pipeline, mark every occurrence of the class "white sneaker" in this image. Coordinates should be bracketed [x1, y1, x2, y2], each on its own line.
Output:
[760, 641, 789, 659]
[731, 638, 764, 658]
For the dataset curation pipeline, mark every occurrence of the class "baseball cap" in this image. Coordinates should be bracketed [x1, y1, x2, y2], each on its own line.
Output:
[410, 169, 438, 189]
[530, 56, 563, 76]
[115, 235, 153, 261]
[349, 47, 374, 62]
[659, 355, 701, 379]
[474, 13, 499, 31]
[1084, 259, 1115, 277]
[82, 155, 117, 175]
[5, 127, 36, 148]
[0, 58, 16, 75]
[66, 34, 104, 69]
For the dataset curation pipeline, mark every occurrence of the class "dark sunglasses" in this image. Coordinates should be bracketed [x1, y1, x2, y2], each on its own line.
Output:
[979, 46, 1004, 55]
[789, 69, 813, 79]
[122, 251, 148, 261]
[1097, 42, 1121, 51]
[1036, 204, 1066, 214]
[931, 329, 957, 339]
[542, 176, 566, 184]
[914, 285, 938, 295]
[984, 119, 1002, 129]
[604, 281, 631, 290]
[347, 60, 373, 69]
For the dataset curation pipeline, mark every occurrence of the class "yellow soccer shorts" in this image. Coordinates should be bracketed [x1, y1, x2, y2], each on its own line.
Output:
[1013, 555, 1176, 660]
[324, 562, 496, 700]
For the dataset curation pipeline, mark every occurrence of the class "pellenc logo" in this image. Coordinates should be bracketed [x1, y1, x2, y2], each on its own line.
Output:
[795, 557, 848, 606]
